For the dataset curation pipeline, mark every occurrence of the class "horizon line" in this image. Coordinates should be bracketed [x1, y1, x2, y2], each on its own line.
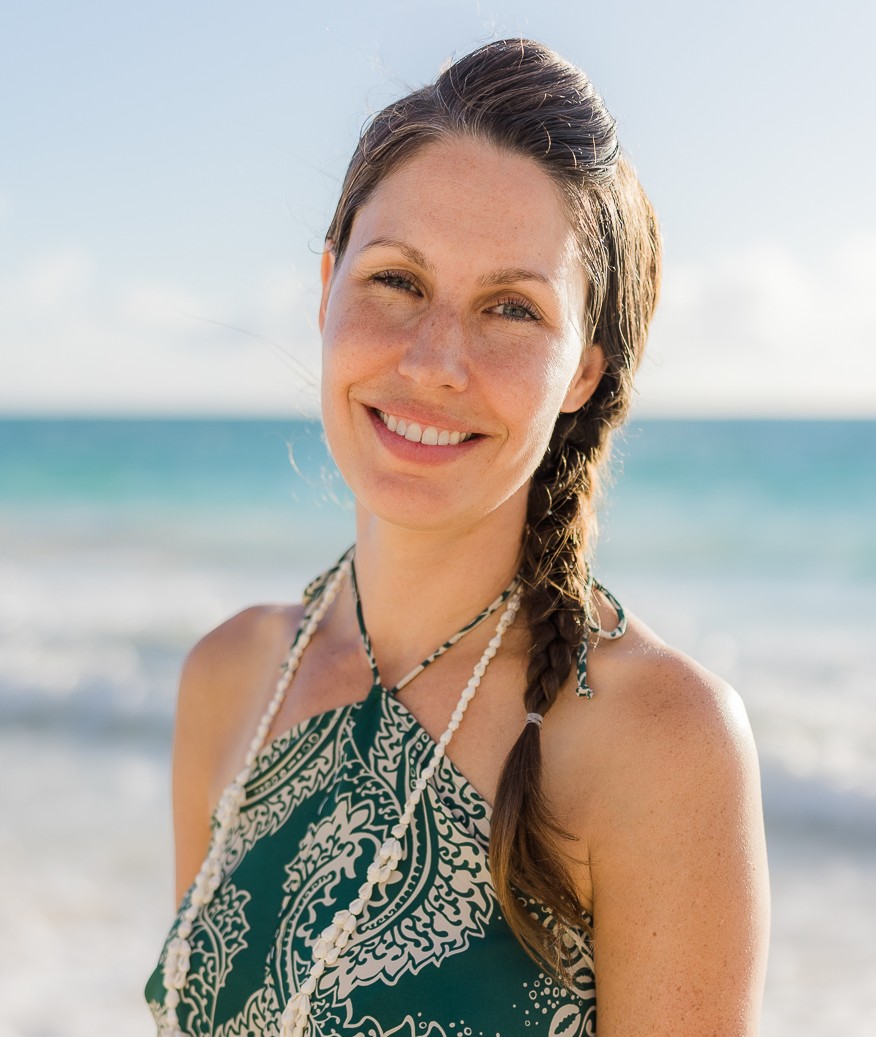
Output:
[1, 411, 874, 423]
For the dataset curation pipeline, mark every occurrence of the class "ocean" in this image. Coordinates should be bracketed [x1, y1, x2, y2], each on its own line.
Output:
[1, 417, 874, 1035]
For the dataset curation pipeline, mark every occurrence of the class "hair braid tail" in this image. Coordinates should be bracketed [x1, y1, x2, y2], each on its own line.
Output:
[489, 410, 609, 982]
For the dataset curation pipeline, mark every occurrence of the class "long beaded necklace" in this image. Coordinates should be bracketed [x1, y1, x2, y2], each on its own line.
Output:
[160, 551, 522, 1037]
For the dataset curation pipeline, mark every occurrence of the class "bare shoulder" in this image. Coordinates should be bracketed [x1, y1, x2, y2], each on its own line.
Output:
[549, 611, 759, 803]
[180, 604, 303, 722]
[547, 612, 770, 1035]
[596, 612, 755, 779]
[176, 603, 304, 783]
[171, 602, 302, 901]
[550, 610, 764, 846]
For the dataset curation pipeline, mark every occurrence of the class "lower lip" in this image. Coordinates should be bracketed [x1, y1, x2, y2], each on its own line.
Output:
[366, 408, 481, 465]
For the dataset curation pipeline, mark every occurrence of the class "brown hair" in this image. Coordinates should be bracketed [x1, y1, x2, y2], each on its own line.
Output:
[325, 38, 662, 981]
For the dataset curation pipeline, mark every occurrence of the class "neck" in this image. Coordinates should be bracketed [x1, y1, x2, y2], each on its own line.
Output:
[349, 488, 527, 684]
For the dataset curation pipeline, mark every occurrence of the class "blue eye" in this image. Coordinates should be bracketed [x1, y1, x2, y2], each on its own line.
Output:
[371, 271, 420, 293]
[493, 297, 540, 322]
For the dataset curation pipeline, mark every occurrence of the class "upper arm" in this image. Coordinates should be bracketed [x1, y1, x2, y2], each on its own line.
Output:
[586, 659, 770, 1037]
[170, 605, 298, 905]
[171, 636, 218, 906]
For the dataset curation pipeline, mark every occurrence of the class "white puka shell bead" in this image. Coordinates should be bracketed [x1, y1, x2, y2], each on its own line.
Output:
[379, 837, 402, 861]
[164, 568, 521, 1036]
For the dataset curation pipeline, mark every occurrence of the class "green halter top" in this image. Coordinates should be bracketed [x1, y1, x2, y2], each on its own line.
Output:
[146, 556, 599, 1036]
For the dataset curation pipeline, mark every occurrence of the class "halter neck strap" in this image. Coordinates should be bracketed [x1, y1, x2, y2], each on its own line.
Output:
[301, 545, 355, 610]
[301, 546, 626, 701]
[348, 551, 520, 695]
[576, 574, 628, 698]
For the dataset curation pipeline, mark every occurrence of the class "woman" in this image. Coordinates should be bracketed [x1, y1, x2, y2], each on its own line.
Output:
[147, 38, 770, 1037]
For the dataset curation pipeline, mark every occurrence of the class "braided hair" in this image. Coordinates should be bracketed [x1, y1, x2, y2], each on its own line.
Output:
[325, 38, 662, 982]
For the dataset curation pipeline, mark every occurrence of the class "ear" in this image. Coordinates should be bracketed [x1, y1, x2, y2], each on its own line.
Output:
[318, 247, 336, 333]
[560, 343, 607, 413]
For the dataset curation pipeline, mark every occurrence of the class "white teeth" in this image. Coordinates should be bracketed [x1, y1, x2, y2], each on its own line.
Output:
[376, 410, 472, 446]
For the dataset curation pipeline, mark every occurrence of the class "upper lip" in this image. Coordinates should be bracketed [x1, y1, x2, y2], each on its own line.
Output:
[363, 401, 482, 435]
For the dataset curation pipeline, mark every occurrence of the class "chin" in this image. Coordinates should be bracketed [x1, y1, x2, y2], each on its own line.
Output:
[354, 476, 531, 539]
[355, 493, 474, 535]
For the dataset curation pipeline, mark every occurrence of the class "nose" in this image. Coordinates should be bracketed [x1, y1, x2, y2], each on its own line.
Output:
[396, 306, 469, 392]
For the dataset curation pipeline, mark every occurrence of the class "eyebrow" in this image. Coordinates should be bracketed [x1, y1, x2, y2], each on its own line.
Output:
[358, 238, 434, 272]
[358, 238, 551, 289]
[477, 267, 551, 288]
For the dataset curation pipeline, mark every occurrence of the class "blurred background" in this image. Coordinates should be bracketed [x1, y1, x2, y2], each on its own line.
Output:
[1, 2, 874, 1034]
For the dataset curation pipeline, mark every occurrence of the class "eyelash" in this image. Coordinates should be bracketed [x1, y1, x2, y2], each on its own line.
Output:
[493, 295, 540, 322]
[371, 270, 419, 293]
[370, 271, 540, 322]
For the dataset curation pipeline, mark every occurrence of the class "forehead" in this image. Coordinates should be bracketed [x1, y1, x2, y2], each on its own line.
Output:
[348, 136, 581, 278]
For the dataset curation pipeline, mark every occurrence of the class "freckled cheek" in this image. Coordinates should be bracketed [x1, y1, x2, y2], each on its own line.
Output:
[322, 305, 408, 383]
[496, 348, 574, 412]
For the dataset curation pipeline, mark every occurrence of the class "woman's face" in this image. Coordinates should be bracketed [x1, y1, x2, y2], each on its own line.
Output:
[319, 136, 604, 535]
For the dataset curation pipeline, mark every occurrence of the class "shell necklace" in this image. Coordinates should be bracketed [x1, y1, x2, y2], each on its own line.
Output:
[160, 550, 522, 1037]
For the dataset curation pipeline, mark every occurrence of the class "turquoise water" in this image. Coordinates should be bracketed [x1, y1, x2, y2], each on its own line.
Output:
[3, 416, 874, 785]
[2, 418, 875, 1036]
[4, 417, 874, 573]
[600, 418, 876, 581]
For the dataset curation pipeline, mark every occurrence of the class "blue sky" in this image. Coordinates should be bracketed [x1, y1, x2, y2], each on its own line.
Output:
[2, 0, 873, 416]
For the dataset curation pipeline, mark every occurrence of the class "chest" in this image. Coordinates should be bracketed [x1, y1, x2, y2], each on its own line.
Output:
[264, 630, 532, 808]
[149, 692, 598, 1036]
[219, 613, 600, 910]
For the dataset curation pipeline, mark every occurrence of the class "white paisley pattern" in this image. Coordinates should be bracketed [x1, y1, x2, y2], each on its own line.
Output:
[147, 689, 596, 1036]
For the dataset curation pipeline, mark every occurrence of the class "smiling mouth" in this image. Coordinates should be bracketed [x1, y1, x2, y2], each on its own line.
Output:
[375, 409, 475, 446]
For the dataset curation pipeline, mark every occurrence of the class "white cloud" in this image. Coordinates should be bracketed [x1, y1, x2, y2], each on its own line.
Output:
[2, 236, 874, 417]
[636, 234, 876, 416]
[119, 283, 213, 333]
[1, 249, 322, 415]
[15, 248, 95, 309]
